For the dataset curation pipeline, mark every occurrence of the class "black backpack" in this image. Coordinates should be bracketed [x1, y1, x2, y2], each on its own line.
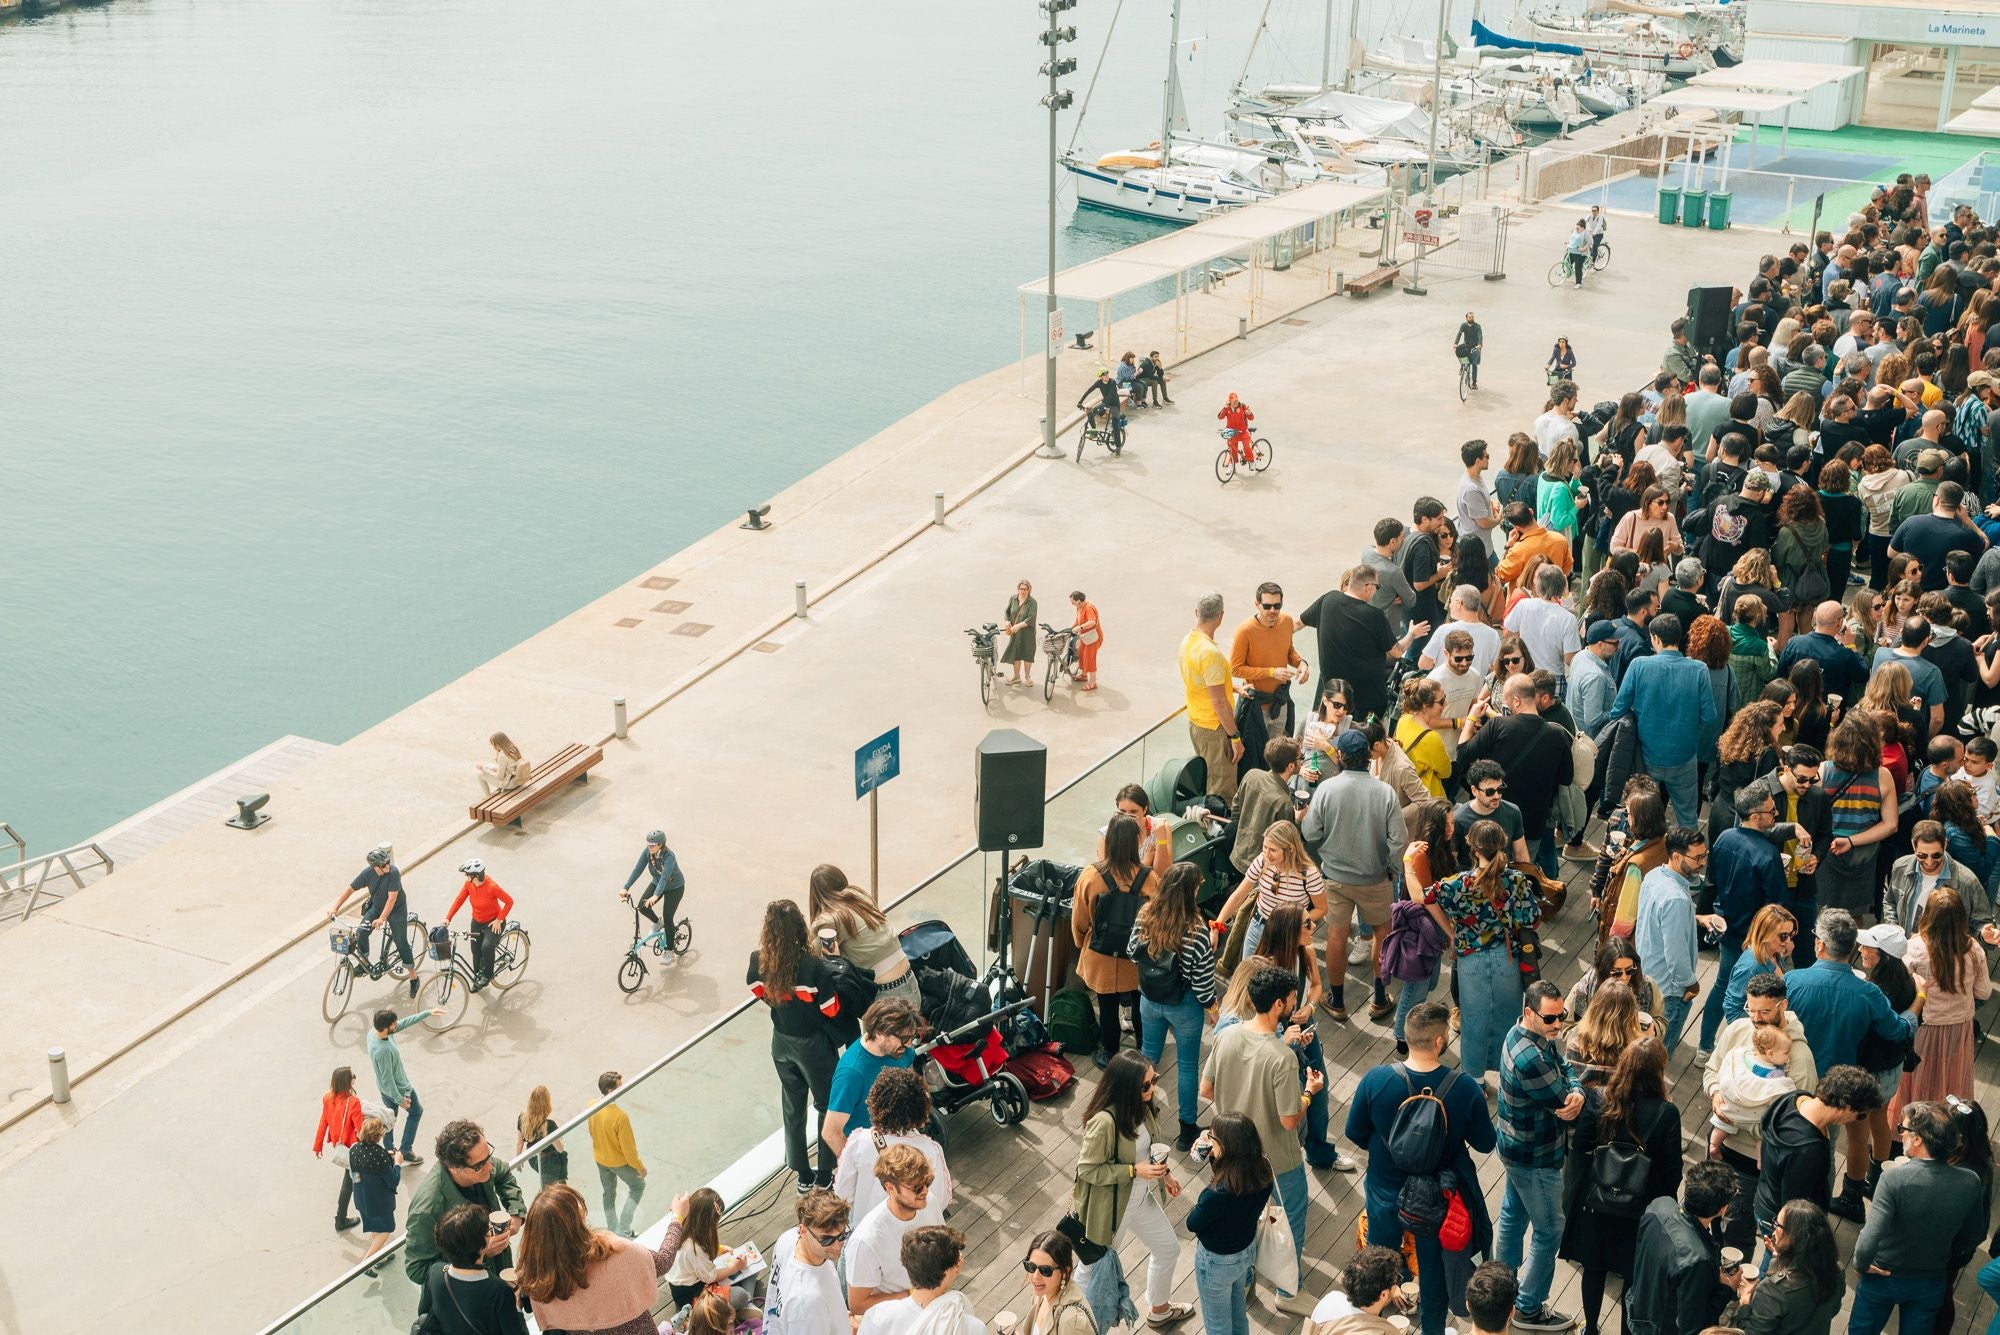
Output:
[1585, 1103, 1671, 1218]
[1383, 1063, 1459, 1176]
[1087, 865, 1149, 958]
[1132, 930, 1187, 1005]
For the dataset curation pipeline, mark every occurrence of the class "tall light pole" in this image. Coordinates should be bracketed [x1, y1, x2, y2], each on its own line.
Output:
[1040, 0, 1077, 458]
[1404, 0, 1449, 296]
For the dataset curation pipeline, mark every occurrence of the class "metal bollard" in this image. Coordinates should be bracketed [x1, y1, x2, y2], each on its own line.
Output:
[795, 581, 809, 619]
[49, 1048, 70, 1104]
[933, 492, 946, 526]
[612, 697, 628, 740]
[1237, 315, 1248, 340]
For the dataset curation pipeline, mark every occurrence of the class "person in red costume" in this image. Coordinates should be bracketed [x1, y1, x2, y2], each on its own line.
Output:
[1218, 393, 1255, 464]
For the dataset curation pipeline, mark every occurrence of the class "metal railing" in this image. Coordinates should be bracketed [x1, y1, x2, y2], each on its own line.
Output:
[257, 704, 1195, 1334]
[0, 839, 115, 922]
[0, 823, 24, 881]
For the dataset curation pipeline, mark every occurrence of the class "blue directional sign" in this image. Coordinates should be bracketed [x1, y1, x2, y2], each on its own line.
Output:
[855, 727, 901, 801]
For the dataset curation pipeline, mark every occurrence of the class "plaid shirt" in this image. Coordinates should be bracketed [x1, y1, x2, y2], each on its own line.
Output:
[1497, 1023, 1579, 1168]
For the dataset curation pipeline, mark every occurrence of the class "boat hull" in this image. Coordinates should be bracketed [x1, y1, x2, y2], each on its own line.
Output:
[1065, 163, 1243, 224]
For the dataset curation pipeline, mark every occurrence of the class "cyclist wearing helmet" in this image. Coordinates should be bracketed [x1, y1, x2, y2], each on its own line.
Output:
[1218, 393, 1255, 463]
[445, 859, 515, 989]
[1076, 367, 1120, 433]
[618, 830, 687, 934]
[326, 843, 419, 996]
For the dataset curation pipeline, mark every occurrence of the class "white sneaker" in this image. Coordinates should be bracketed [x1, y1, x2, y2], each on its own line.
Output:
[1348, 938, 1370, 965]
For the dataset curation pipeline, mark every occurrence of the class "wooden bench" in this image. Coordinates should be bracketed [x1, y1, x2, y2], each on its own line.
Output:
[469, 742, 604, 827]
[1346, 264, 1400, 297]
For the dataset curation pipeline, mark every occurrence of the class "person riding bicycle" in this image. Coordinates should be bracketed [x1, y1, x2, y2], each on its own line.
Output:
[1218, 392, 1255, 463]
[1455, 312, 1484, 389]
[326, 842, 419, 997]
[617, 829, 687, 941]
[1564, 219, 1589, 288]
[1584, 204, 1607, 262]
[1077, 367, 1120, 433]
[445, 858, 515, 989]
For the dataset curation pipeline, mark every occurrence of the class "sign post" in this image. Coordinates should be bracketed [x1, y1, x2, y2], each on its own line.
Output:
[854, 727, 901, 900]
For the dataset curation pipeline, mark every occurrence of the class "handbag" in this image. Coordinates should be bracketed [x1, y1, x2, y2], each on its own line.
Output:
[1079, 626, 1100, 647]
[1253, 1204, 1300, 1293]
[329, 1143, 352, 1170]
[1055, 1212, 1108, 1266]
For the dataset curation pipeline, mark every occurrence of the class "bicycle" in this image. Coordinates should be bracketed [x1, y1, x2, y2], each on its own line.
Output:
[1457, 354, 1473, 402]
[616, 904, 694, 993]
[1546, 252, 1588, 288]
[966, 622, 1002, 707]
[1076, 405, 1126, 462]
[1038, 622, 1082, 702]
[1591, 239, 1612, 272]
[414, 920, 532, 1031]
[322, 912, 431, 1022]
[1214, 427, 1272, 484]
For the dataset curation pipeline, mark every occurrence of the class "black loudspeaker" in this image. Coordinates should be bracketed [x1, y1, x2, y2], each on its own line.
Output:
[1686, 285, 1733, 361]
[976, 729, 1046, 852]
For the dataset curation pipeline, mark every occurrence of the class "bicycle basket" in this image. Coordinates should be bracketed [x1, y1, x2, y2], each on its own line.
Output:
[427, 924, 454, 961]
[328, 926, 358, 956]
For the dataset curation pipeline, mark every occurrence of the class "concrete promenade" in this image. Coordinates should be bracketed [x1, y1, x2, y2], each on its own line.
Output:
[0, 207, 1772, 1333]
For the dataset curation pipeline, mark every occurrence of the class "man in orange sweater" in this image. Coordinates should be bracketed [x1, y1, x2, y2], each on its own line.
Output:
[1230, 580, 1308, 753]
[446, 859, 515, 989]
[1494, 501, 1574, 591]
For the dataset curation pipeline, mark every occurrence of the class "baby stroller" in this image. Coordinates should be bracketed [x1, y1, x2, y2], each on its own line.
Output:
[900, 920, 1033, 1142]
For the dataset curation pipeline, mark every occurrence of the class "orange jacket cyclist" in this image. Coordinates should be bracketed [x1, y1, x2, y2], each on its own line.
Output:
[446, 859, 515, 988]
[1218, 394, 1255, 461]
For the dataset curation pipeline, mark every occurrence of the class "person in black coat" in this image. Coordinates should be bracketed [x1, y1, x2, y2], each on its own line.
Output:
[1626, 1161, 1746, 1335]
[1558, 1039, 1683, 1335]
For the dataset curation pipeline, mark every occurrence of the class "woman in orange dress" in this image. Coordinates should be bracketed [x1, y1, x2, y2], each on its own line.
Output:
[1070, 590, 1102, 691]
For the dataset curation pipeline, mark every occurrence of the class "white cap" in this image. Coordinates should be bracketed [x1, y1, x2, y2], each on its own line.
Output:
[1856, 923, 1908, 959]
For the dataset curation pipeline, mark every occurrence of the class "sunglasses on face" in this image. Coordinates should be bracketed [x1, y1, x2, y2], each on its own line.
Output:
[1476, 785, 1505, 798]
[1536, 1011, 1567, 1025]
[1450, 655, 1473, 665]
[1327, 700, 1349, 711]
[1777, 931, 1796, 942]
[465, 1152, 494, 1170]
[1606, 966, 1636, 978]
[1917, 851, 1946, 864]
[1023, 1260, 1061, 1277]
[1260, 602, 1282, 611]
[1500, 656, 1523, 665]
[813, 1230, 850, 1248]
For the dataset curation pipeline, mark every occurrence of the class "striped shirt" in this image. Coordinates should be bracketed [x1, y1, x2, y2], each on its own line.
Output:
[1126, 921, 1220, 1006]
[1823, 764, 1884, 839]
[1242, 853, 1324, 920]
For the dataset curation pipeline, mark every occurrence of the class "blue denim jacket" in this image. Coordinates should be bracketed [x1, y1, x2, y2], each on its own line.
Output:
[1784, 957, 1919, 1075]
[1608, 649, 1718, 769]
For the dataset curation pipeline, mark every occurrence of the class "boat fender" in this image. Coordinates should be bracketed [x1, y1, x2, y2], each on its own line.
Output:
[1676, 40, 1694, 58]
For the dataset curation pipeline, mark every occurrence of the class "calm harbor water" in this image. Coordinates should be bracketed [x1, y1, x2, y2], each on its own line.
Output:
[0, 0, 1364, 848]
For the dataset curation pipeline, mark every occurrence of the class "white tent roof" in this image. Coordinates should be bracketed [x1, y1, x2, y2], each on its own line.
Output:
[1018, 179, 1388, 302]
[1687, 60, 1865, 94]
[1945, 106, 2000, 137]
[1970, 86, 2000, 110]
[1651, 86, 1806, 115]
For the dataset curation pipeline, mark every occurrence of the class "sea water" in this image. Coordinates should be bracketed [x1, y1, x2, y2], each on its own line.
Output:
[0, 0, 1375, 846]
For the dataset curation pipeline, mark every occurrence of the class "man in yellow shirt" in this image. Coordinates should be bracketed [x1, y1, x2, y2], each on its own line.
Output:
[1181, 592, 1243, 802]
[1229, 581, 1308, 750]
[589, 1069, 646, 1237]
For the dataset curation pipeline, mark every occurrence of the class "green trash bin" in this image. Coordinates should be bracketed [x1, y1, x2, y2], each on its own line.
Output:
[1707, 191, 1732, 230]
[1681, 188, 1707, 227]
[1657, 186, 1681, 224]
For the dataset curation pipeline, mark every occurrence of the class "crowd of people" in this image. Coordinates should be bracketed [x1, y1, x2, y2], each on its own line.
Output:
[325, 185, 2000, 1335]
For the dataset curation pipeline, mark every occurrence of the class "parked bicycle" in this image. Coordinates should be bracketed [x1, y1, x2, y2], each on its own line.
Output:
[1215, 427, 1272, 484]
[414, 920, 532, 1031]
[1038, 622, 1082, 702]
[616, 903, 694, 994]
[1076, 406, 1126, 462]
[966, 622, 1002, 707]
[322, 913, 431, 1022]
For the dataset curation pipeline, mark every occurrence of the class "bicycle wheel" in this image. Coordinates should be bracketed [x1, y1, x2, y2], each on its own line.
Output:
[416, 970, 468, 1031]
[1251, 438, 1273, 472]
[1075, 427, 1088, 464]
[978, 657, 994, 708]
[1592, 242, 1611, 271]
[672, 918, 694, 954]
[492, 927, 531, 989]
[1043, 653, 1059, 702]
[394, 915, 428, 979]
[1546, 258, 1566, 288]
[1458, 360, 1470, 402]
[616, 953, 647, 995]
[322, 959, 353, 1023]
[1215, 448, 1236, 484]
[1109, 421, 1124, 456]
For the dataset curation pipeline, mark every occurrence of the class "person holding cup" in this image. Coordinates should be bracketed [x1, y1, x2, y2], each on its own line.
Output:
[1070, 1051, 1192, 1327]
[1725, 1199, 1840, 1335]
[1185, 1114, 1272, 1335]
[415, 1204, 529, 1335]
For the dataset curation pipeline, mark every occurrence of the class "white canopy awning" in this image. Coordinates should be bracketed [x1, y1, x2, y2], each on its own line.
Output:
[1651, 86, 1807, 115]
[1687, 59, 1865, 95]
[1970, 86, 2000, 110]
[1017, 180, 1388, 303]
[1945, 106, 2000, 137]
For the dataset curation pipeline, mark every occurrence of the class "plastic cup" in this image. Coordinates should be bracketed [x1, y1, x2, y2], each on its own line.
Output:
[489, 1209, 510, 1237]
[994, 1312, 1020, 1335]
[1149, 1144, 1169, 1166]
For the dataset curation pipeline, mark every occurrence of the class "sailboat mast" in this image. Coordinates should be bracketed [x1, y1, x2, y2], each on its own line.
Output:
[1162, 0, 1183, 157]
[1321, 0, 1334, 92]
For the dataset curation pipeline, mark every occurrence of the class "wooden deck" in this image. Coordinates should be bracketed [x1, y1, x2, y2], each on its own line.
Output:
[729, 844, 2000, 1334]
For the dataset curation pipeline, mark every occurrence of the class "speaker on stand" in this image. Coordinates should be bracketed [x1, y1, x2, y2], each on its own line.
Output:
[1686, 285, 1734, 364]
[976, 729, 1048, 1009]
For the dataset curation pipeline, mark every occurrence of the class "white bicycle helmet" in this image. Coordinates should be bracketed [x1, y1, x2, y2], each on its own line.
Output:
[459, 858, 486, 877]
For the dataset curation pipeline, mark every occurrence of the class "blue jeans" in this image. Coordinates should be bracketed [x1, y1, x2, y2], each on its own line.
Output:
[387, 1085, 422, 1158]
[1497, 1162, 1565, 1315]
[1978, 1256, 2000, 1335]
[1392, 970, 1437, 1042]
[1242, 913, 1266, 958]
[1533, 829, 1559, 880]
[1139, 991, 1206, 1127]
[1194, 1243, 1257, 1335]
[599, 1162, 646, 1236]
[1848, 1270, 1947, 1335]
[1454, 945, 1521, 1081]
[1271, 1163, 1308, 1296]
[1697, 940, 1743, 1051]
[1367, 1186, 1450, 1335]
[1298, 1030, 1335, 1164]
[1660, 993, 1693, 1054]
[1646, 758, 1701, 829]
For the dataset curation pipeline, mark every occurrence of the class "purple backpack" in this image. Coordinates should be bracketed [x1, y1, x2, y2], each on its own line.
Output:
[1379, 898, 1446, 983]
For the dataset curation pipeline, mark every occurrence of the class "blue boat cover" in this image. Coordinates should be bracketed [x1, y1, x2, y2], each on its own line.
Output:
[1470, 19, 1586, 56]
